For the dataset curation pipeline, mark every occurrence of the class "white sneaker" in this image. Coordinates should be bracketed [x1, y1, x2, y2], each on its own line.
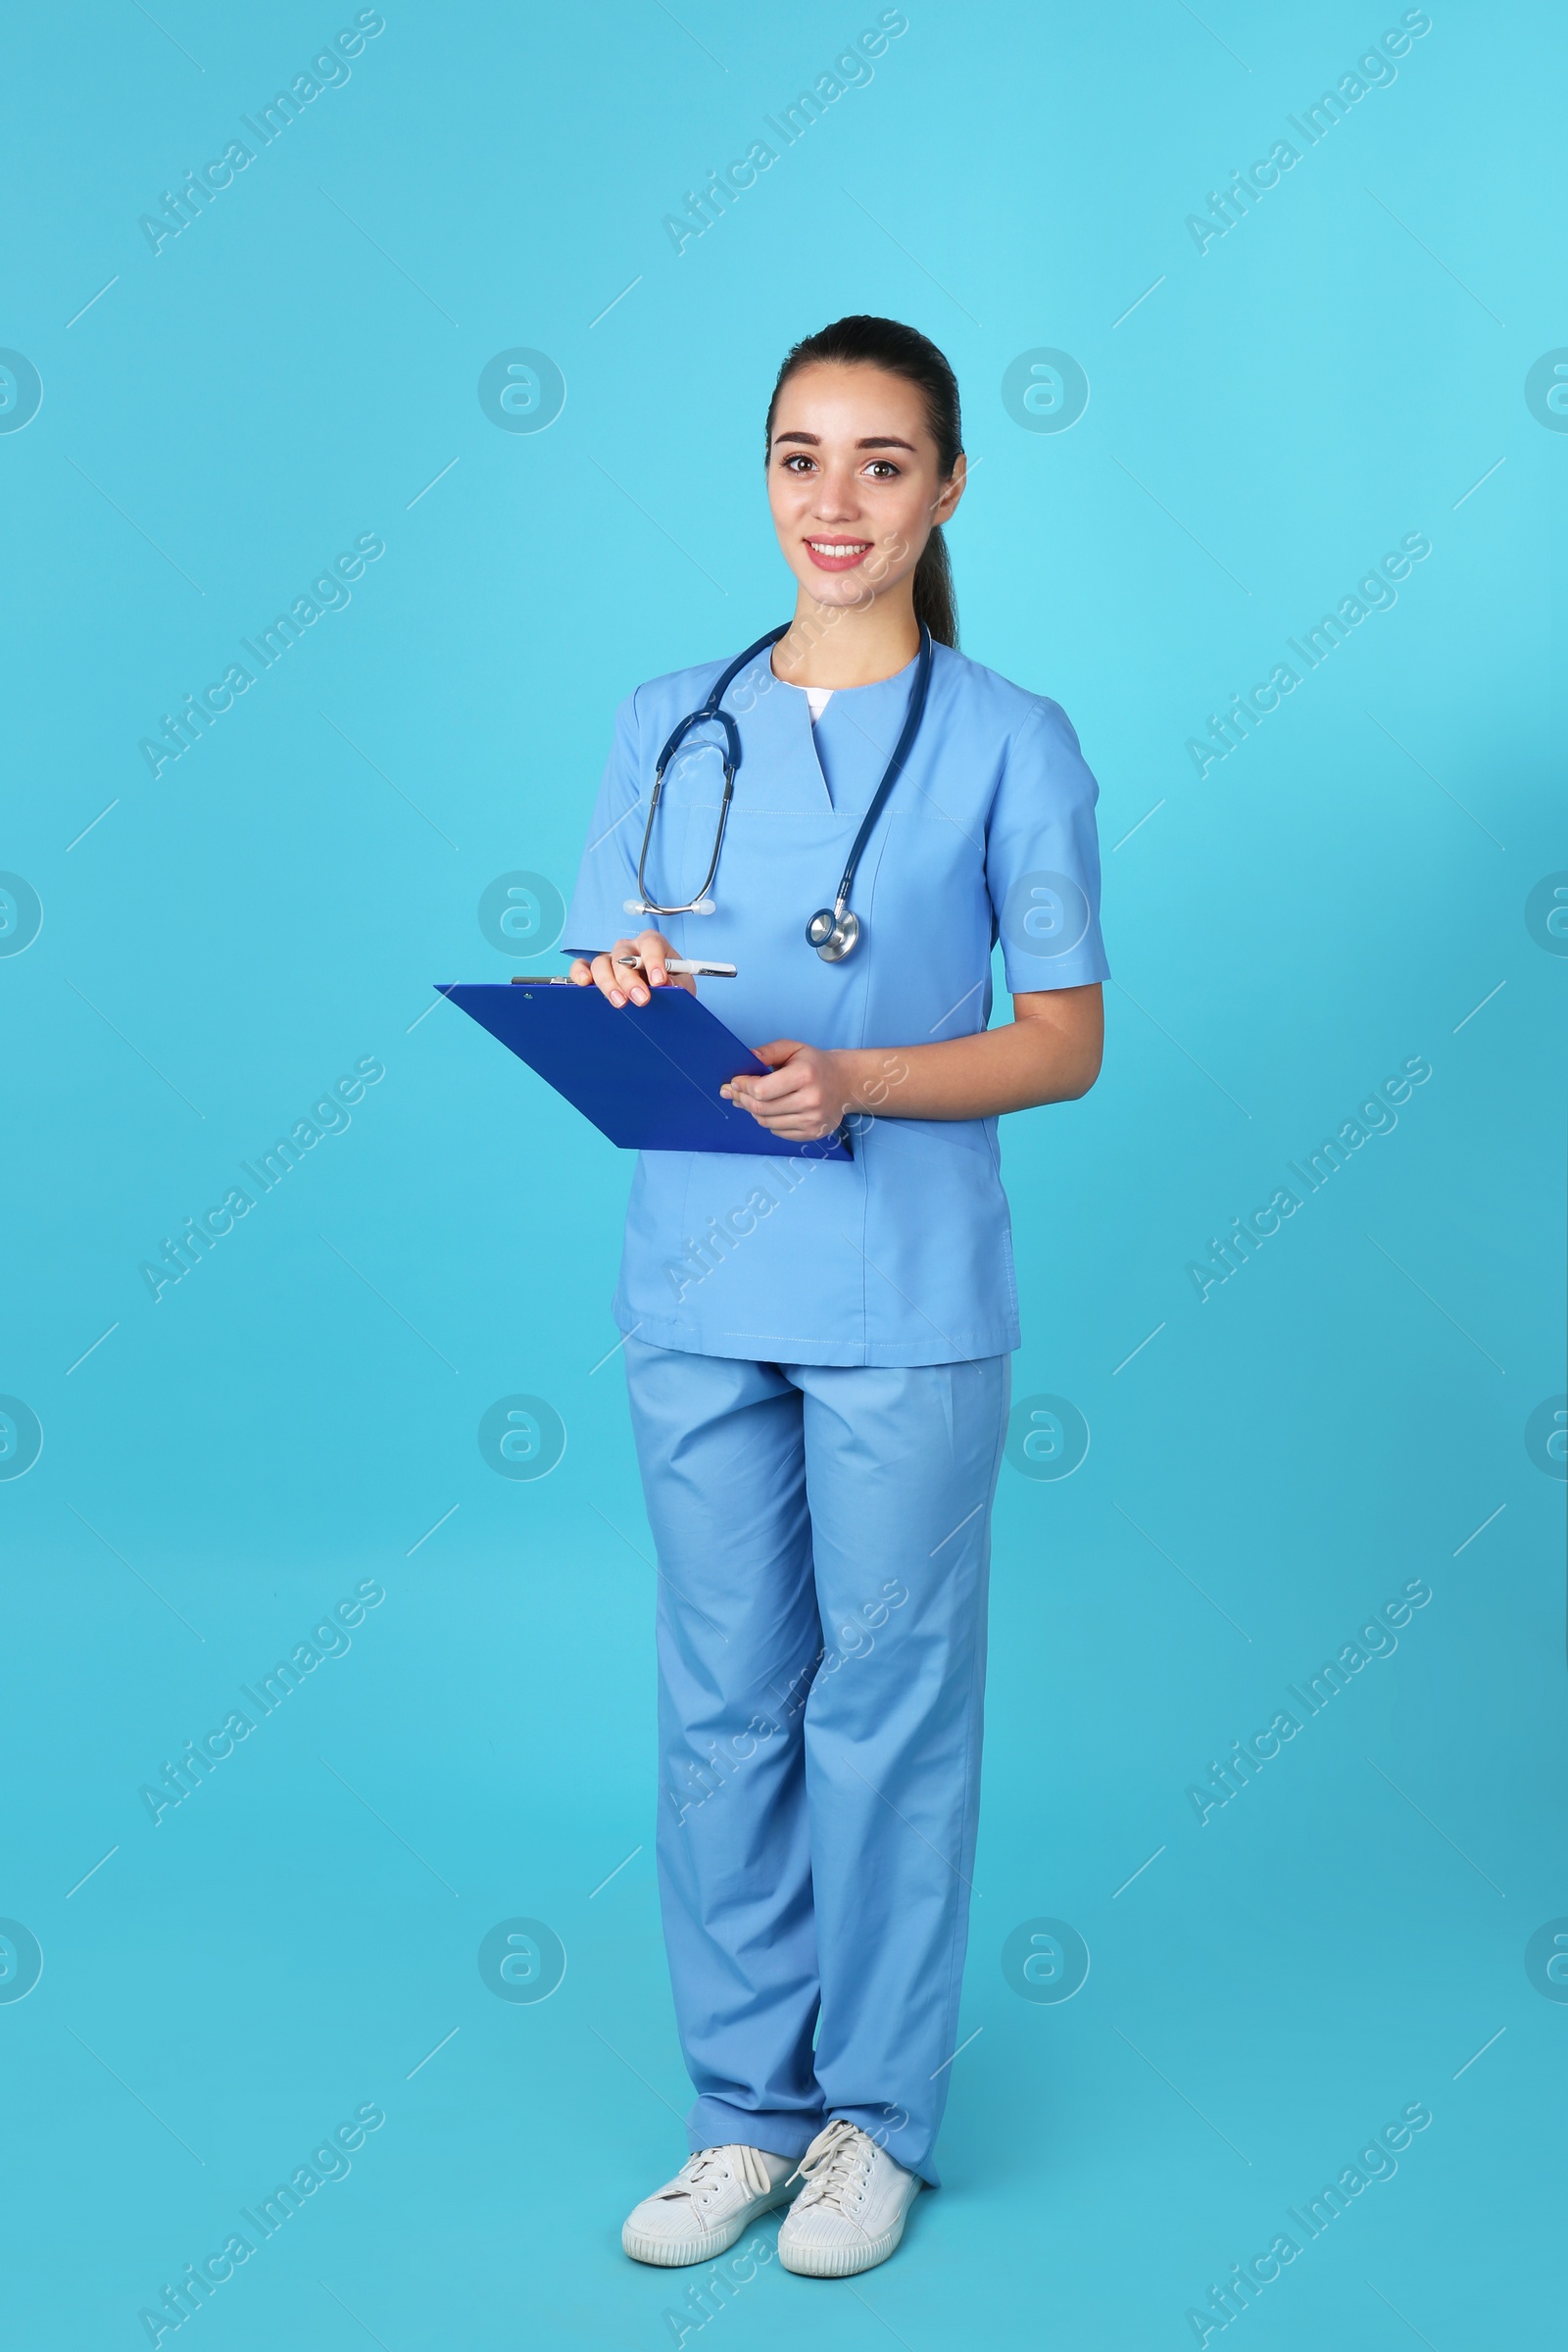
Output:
[621, 2143, 795, 2267]
[776, 2120, 921, 2278]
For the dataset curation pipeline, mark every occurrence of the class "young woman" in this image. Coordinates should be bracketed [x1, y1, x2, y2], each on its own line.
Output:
[565, 316, 1106, 2278]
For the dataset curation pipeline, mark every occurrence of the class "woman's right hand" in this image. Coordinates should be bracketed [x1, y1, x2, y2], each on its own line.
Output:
[568, 928, 693, 1008]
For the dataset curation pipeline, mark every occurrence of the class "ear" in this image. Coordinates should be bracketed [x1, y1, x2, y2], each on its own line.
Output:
[932, 453, 966, 526]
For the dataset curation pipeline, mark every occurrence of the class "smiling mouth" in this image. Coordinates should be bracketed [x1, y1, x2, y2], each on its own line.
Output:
[805, 538, 872, 570]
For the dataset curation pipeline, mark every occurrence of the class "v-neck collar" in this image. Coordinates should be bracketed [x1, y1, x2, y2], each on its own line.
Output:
[759, 648, 922, 813]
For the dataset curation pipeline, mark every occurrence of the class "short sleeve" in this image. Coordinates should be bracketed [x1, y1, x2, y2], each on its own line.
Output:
[563, 689, 644, 956]
[985, 698, 1110, 993]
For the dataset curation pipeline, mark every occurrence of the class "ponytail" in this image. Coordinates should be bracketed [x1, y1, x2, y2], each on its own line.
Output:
[912, 525, 957, 650]
[765, 315, 963, 649]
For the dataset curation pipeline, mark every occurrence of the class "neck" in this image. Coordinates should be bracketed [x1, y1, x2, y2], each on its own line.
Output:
[771, 582, 921, 689]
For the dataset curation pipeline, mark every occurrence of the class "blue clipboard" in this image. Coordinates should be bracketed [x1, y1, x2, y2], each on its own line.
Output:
[437, 982, 853, 1161]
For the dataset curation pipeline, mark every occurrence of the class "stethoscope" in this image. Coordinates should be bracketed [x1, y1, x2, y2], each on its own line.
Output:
[628, 621, 934, 963]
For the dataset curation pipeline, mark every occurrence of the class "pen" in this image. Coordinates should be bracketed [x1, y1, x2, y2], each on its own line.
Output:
[614, 956, 737, 978]
[509, 957, 737, 985]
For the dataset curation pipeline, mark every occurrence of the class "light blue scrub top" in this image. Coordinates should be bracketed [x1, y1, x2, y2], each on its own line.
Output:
[564, 638, 1109, 1368]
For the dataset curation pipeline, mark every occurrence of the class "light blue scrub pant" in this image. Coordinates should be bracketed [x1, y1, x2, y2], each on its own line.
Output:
[622, 1337, 1010, 2186]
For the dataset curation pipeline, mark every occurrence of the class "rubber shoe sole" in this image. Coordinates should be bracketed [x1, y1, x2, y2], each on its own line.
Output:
[622, 2193, 789, 2268]
[776, 2205, 912, 2278]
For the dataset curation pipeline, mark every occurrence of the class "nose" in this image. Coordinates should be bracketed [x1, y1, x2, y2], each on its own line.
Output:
[810, 465, 861, 522]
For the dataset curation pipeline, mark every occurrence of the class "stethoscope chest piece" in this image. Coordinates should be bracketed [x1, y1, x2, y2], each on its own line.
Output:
[806, 905, 859, 962]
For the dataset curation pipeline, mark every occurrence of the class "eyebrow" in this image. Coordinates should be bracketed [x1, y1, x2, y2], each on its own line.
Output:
[770, 431, 917, 451]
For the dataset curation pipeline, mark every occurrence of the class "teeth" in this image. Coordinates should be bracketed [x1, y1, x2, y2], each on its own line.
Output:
[808, 540, 869, 555]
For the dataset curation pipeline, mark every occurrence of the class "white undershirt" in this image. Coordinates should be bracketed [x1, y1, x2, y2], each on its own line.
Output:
[790, 683, 834, 723]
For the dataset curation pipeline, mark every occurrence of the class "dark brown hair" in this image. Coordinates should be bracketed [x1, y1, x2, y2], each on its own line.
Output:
[765, 315, 962, 648]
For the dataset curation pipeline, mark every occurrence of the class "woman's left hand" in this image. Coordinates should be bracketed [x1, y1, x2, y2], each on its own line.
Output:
[722, 1040, 854, 1141]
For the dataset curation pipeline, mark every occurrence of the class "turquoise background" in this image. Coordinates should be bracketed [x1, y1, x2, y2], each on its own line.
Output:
[2, 1, 1563, 2344]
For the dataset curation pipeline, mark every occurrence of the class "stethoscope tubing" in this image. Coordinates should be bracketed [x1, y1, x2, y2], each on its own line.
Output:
[634, 623, 934, 944]
[635, 626, 791, 920]
[824, 626, 932, 920]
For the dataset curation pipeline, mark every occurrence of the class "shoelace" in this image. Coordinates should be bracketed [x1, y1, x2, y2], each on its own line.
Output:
[786, 2120, 873, 2212]
[658, 2144, 773, 2207]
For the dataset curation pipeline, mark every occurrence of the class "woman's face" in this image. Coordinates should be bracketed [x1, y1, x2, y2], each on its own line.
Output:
[766, 361, 964, 614]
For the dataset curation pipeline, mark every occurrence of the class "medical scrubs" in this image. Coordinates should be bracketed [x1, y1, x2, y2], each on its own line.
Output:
[565, 636, 1107, 2181]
